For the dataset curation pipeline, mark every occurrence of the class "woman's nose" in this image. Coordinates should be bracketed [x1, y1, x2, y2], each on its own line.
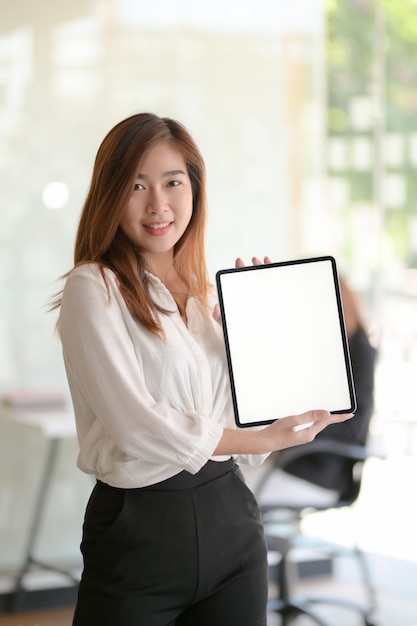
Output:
[146, 188, 167, 214]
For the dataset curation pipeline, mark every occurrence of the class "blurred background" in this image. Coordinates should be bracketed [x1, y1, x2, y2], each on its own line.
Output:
[0, 0, 417, 622]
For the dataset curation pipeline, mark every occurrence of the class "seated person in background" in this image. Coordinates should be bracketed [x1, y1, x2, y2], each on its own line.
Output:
[277, 276, 378, 498]
[247, 276, 377, 505]
[320, 277, 377, 448]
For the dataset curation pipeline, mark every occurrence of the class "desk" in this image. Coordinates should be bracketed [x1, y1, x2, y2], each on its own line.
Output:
[0, 407, 79, 611]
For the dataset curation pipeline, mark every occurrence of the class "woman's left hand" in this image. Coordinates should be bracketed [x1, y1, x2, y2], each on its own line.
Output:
[213, 256, 272, 323]
[235, 256, 272, 268]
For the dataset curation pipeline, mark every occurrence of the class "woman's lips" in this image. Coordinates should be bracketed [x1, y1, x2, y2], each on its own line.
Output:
[143, 221, 173, 236]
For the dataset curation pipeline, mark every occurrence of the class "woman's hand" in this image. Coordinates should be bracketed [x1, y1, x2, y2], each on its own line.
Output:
[213, 410, 354, 456]
[235, 256, 272, 268]
[213, 256, 272, 322]
[255, 409, 353, 452]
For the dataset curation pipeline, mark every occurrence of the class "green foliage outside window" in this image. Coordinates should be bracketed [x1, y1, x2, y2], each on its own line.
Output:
[326, 0, 417, 269]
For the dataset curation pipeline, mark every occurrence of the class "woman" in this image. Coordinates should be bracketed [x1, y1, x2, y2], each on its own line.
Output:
[56, 112, 352, 625]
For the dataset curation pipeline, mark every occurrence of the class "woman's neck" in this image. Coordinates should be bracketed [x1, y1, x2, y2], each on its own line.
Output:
[145, 253, 175, 284]
[146, 256, 190, 305]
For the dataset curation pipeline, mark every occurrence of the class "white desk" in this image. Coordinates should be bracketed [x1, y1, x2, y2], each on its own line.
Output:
[0, 407, 79, 611]
[1, 407, 76, 438]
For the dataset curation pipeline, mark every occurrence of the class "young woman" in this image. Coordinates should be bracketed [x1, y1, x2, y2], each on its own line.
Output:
[56, 112, 352, 626]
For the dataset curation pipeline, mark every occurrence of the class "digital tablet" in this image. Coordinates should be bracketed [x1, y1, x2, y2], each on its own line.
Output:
[216, 256, 356, 428]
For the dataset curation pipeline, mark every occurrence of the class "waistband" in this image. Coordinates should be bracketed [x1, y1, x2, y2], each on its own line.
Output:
[143, 458, 236, 491]
[97, 458, 236, 492]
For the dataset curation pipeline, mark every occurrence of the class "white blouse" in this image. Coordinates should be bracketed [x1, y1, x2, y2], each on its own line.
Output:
[59, 263, 266, 488]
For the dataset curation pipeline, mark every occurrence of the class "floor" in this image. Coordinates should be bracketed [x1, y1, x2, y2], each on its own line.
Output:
[266, 575, 417, 625]
[1, 573, 417, 626]
[0, 607, 73, 626]
[258, 447, 417, 626]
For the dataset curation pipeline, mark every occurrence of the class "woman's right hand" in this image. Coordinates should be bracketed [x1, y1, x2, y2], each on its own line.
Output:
[213, 409, 354, 456]
[256, 409, 353, 453]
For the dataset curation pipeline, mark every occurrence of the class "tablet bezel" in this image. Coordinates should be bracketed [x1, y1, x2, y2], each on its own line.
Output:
[216, 256, 357, 428]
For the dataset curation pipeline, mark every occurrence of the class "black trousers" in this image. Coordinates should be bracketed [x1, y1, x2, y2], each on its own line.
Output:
[72, 459, 268, 626]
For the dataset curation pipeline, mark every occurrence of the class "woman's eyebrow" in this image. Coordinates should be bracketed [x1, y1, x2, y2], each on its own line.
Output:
[136, 169, 187, 180]
[164, 169, 187, 177]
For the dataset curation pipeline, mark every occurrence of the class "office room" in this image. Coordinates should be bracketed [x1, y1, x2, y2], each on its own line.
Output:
[0, 0, 416, 624]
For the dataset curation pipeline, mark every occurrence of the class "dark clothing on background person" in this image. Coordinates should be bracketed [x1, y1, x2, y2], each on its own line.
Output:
[317, 327, 376, 446]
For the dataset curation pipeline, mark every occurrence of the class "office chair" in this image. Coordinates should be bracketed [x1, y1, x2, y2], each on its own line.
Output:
[254, 438, 380, 626]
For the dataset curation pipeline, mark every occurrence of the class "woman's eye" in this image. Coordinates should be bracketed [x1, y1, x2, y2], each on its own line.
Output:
[168, 180, 180, 187]
[134, 183, 144, 191]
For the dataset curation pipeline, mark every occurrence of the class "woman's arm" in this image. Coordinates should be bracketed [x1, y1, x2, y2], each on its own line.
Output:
[214, 410, 353, 456]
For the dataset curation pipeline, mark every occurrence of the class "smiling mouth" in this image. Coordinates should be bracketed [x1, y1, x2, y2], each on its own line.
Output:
[144, 221, 172, 230]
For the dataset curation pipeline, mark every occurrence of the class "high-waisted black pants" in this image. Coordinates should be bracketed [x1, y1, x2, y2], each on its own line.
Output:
[72, 459, 268, 626]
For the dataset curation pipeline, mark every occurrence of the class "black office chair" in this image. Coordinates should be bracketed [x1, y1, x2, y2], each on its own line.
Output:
[254, 438, 380, 626]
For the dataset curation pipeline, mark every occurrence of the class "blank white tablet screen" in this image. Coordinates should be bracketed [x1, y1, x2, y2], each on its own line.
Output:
[216, 257, 355, 427]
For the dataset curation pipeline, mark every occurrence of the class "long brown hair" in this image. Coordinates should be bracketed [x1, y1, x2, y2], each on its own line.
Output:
[54, 113, 211, 335]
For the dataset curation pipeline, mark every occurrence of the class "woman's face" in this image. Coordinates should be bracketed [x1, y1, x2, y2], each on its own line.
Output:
[119, 141, 193, 262]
